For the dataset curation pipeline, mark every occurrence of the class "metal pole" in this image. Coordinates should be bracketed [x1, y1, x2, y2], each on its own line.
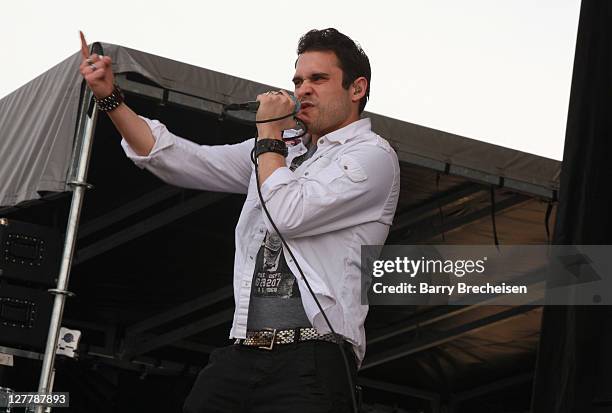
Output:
[35, 80, 98, 412]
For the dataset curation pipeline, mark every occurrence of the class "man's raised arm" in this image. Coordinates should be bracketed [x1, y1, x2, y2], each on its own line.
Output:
[78, 31, 154, 156]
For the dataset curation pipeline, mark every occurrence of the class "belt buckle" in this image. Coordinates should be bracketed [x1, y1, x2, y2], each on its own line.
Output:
[258, 328, 277, 350]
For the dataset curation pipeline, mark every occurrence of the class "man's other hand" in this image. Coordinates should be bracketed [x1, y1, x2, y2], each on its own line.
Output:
[256, 90, 299, 139]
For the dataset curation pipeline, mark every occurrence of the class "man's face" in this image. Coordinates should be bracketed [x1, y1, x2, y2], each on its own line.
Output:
[293, 51, 354, 138]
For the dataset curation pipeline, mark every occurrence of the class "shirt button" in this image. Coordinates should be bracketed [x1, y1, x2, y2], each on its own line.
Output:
[304, 172, 309, 176]
[249, 255, 253, 260]
[259, 228, 264, 233]
[319, 139, 325, 144]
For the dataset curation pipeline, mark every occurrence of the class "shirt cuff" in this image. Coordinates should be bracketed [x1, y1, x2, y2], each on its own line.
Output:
[259, 166, 295, 201]
[120, 116, 175, 167]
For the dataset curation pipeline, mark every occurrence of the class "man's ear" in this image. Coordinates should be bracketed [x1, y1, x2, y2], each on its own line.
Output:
[351, 77, 367, 103]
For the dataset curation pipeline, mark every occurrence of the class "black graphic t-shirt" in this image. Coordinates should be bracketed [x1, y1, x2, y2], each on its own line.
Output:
[246, 140, 317, 330]
[253, 231, 300, 298]
[246, 231, 310, 330]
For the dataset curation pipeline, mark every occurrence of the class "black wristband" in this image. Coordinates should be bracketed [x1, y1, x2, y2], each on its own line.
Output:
[255, 138, 288, 157]
[94, 85, 124, 112]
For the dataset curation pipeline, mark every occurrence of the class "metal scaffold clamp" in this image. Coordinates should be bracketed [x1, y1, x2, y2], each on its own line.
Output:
[66, 180, 94, 190]
[47, 288, 76, 298]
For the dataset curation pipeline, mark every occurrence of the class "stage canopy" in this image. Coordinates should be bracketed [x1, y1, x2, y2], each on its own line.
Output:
[0, 43, 560, 208]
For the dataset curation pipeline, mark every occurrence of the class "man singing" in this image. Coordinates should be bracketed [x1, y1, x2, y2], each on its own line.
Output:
[79, 27, 400, 413]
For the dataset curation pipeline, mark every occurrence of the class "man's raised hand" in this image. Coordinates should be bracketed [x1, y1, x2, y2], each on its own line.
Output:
[78, 31, 114, 98]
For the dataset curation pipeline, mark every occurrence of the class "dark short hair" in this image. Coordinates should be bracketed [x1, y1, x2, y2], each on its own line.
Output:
[297, 28, 371, 113]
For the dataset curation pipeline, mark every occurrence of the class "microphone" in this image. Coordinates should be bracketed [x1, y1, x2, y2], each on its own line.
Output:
[224, 101, 261, 112]
[224, 95, 301, 113]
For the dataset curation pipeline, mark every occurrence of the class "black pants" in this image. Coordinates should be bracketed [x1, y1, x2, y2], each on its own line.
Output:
[183, 340, 358, 413]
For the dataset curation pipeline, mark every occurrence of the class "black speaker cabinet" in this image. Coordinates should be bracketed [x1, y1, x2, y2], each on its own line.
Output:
[0, 283, 53, 351]
[0, 218, 61, 287]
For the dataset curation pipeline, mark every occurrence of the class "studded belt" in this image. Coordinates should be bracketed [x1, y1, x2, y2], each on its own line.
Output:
[235, 327, 340, 350]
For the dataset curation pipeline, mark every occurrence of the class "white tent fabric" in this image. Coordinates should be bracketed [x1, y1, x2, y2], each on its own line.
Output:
[0, 52, 82, 206]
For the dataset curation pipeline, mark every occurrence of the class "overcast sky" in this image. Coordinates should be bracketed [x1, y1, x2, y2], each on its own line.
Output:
[1, 0, 580, 160]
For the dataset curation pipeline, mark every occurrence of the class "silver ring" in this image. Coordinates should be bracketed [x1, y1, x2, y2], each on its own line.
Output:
[89, 63, 97, 70]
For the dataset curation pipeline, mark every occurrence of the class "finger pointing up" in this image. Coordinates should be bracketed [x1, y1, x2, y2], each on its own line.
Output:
[80, 31, 90, 59]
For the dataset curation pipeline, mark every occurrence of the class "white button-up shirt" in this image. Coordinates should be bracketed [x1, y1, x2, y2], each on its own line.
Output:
[121, 117, 400, 364]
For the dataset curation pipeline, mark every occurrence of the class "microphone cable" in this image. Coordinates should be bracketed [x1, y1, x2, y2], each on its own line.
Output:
[223, 99, 360, 413]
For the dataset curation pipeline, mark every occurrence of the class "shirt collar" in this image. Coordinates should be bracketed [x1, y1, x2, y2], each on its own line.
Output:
[320, 118, 372, 145]
[293, 118, 372, 149]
